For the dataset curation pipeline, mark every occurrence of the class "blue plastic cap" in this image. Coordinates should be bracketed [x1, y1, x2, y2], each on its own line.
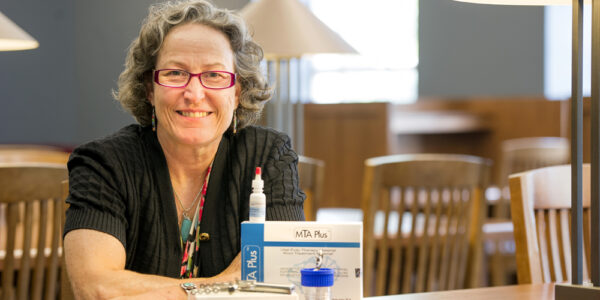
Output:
[300, 268, 334, 287]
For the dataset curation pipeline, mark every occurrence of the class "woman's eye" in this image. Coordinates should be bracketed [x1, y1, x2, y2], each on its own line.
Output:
[166, 70, 185, 76]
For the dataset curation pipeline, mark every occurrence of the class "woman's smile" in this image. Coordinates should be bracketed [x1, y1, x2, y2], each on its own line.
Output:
[177, 110, 211, 118]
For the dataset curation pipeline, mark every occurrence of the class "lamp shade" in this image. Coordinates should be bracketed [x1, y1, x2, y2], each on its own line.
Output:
[239, 0, 357, 58]
[0, 11, 38, 51]
[454, 0, 590, 4]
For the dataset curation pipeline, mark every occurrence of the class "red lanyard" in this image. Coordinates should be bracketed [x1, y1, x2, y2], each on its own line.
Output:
[180, 162, 213, 278]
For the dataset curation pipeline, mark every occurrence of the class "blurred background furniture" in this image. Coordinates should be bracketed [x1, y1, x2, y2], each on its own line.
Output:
[304, 99, 578, 289]
[304, 98, 569, 210]
[361, 153, 491, 296]
[496, 136, 570, 218]
[297, 155, 325, 221]
[0, 146, 69, 164]
[0, 163, 68, 300]
[484, 136, 570, 286]
[509, 164, 590, 284]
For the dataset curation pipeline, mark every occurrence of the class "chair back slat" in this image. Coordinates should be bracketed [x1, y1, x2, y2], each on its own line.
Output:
[450, 188, 468, 290]
[2, 204, 19, 300]
[437, 189, 455, 291]
[388, 189, 405, 295]
[462, 190, 474, 283]
[16, 202, 34, 300]
[0, 163, 67, 300]
[362, 154, 491, 296]
[509, 164, 592, 285]
[31, 199, 49, 300]
[559, 209, 571, 283]
[457, 189, 471, 287]
[375, 188, 390, 296]
[362, 164, 378, 296]
[546, 210, 563, 282]
[401, 189, 420, 294]
[45, 197, 63, 299]
[415, 190, 433, 293]
[447, 189, 463, 290]
[535, 210, 551, 282]
[582, 209, 591, 282]
[426, 189, 444, 292]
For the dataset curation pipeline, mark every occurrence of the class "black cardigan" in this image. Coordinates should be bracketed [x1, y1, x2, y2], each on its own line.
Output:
[64, 125, 305, 278]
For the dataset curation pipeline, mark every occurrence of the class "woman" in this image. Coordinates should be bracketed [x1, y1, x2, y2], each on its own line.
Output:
[63, 1, 305, 299]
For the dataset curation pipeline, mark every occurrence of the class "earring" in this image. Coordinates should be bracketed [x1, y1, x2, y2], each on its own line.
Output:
[233, 109, 238, 134]
[152, 106, 156, 132]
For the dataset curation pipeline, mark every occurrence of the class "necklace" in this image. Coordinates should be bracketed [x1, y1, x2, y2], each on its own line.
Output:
[174, 187, 203, 219]
[174, 183, 203, 242]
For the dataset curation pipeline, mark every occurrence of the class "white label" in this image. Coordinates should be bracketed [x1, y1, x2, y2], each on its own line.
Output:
[293, 228, 332, 241]
[249, 206, 266, 222]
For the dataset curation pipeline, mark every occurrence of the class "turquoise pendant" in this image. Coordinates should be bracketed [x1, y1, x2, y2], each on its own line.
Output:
[181, 217, 192, 242]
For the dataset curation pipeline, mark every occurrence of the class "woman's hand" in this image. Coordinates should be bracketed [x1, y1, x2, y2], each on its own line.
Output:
[64, 229, 184, 300]
[111, 287, 185, 300]
[65, 228, 242, 300]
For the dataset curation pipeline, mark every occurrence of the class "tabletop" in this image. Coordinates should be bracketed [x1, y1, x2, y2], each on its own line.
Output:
[367, 283, 554, 300]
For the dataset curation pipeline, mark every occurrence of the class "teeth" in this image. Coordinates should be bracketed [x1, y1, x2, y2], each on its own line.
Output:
[180, 111, 209, 118]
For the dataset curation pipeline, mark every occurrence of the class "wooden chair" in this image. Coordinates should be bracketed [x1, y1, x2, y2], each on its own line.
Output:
[485, 137, 570, 286]
[361, 154, 492, 296]
[0, 147, 70, 165]
[509, 164, 591, 284]
[298, 155, 325, 221]
[0, 163, 68, 300]
[497, 137, 570, 218]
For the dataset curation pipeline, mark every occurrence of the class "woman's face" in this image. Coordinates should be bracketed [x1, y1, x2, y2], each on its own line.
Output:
[148, 23, 239, 149]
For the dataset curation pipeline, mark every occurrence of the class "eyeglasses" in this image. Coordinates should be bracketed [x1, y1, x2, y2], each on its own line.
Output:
[153, 69, 236, 89]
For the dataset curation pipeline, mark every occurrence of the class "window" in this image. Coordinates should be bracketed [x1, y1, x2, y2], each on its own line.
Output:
[544, 5, 591, 100]
[305, 0, 419, 104]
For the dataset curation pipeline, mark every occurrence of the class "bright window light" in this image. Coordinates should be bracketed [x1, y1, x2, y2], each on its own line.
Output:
[305, 0, 419, 104]
[544, 5, 591, 101]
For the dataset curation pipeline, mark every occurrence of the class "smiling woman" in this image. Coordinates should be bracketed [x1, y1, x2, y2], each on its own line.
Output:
[61, 1, 306, 299]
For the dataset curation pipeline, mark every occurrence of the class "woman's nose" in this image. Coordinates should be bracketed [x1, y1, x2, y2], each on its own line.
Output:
[184, 76, 207, 101]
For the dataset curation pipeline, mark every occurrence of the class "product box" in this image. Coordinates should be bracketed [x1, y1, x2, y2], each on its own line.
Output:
[241, 221, 363, 300]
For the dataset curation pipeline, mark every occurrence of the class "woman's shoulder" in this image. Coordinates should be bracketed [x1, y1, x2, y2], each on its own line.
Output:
[71, 124, 149, 161]
[235, 125, 290, 145]
[229, 126, 297, 163]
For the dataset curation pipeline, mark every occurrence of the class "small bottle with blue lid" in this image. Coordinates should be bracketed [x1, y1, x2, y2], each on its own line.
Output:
[301, 250, 334, 300]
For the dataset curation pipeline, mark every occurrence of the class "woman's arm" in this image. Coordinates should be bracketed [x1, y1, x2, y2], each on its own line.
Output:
[64, 229, 241, 300]
[263, 132, 306, 221]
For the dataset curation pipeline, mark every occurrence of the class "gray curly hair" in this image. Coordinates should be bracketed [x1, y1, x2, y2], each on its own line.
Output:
[113, 0, 272, 129]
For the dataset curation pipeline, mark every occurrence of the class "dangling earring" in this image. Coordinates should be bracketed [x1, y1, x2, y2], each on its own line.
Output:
[233, 109, 238, 134]
[152, 106, 156, 132]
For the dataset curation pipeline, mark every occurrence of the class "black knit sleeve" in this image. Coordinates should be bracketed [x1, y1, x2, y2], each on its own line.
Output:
[63, 140, 128, 248]
[262, 132, 306, 221]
